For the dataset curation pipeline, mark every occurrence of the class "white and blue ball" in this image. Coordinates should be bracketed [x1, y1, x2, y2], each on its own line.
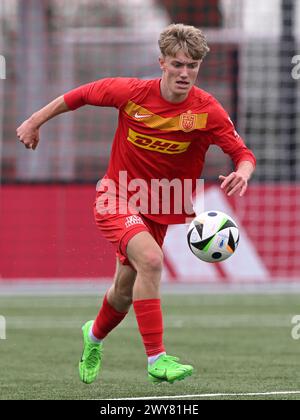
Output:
[187, 211, 239, 263]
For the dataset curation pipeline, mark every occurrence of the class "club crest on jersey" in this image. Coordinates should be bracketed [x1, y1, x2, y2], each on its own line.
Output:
[180, 111, 196, 132]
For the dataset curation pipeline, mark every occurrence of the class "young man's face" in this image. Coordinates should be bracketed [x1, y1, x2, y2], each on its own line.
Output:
[159, 50, 201, 101]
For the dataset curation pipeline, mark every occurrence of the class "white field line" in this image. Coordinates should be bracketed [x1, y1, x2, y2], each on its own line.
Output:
[0, 300, 99, 309]
[2, 314, 293, 329]
[0, 296, 297, 308]
[107, 391, 300, 400]
[1, 281, 300, 296]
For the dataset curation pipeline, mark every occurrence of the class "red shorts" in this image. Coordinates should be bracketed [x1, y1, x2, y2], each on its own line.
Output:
[94, 192, 168, 266]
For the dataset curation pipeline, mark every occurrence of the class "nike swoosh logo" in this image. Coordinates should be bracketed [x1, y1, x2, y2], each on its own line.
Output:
[134, 112, 152, 119]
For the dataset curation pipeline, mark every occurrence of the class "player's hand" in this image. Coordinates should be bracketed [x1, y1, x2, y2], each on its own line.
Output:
[219, 172, 248, 197]
[16, 119, 40, 150]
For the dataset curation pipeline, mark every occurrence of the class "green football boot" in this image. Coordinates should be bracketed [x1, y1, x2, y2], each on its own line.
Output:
[79, 320, 103, 384]
[148, 355, 194, 384]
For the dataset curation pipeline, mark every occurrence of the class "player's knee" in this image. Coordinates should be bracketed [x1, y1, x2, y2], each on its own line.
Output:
[137, 250, 164, 274]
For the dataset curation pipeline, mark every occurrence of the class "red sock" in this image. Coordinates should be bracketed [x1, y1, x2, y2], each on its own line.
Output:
[92, 294, 128, 340]
[133, 299, 166, 357]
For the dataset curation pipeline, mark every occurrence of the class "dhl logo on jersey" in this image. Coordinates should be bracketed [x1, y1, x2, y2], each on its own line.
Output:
[127, 129, 191, 154]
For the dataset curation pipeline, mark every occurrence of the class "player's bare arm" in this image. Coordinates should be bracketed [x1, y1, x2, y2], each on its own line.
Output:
[219, 160, 255, 197]
[16, 95, 70, 150]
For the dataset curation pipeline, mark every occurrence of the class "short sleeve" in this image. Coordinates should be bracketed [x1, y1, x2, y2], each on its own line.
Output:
[64, 78, 140, 110]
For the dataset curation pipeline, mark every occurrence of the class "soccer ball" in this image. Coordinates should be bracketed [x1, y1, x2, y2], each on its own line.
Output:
[187, 211, 239, 263]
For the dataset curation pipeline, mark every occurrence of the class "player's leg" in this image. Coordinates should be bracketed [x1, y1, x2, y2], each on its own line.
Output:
[127, 231, 194, 383]
[127, 231, 163, 300]
[91, 258, 136, 340]
[79, 259, 136, 384]
[106, 258, 136, 312]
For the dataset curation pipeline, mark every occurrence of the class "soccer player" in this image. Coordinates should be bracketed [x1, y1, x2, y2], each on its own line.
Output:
[17, 24, 256, 384]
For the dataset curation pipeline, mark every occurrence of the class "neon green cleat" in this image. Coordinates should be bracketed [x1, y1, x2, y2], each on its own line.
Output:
[79, 320, 103, 384]
[148, 355, 194, 384]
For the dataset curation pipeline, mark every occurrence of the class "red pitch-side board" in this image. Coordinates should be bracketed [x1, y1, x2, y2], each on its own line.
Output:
[1, 184, 299, 281]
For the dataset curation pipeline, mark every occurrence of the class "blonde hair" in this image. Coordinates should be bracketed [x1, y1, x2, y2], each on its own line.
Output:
[158, 23, 210, 61]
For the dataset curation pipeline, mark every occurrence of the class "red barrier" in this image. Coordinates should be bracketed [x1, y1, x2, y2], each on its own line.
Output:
[1, 184, 300, 280]
[230, 184, 300, 278]
[0, 185, 116, 279]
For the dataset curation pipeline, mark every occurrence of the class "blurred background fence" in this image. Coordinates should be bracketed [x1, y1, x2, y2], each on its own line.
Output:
[0, 0, 300, 282]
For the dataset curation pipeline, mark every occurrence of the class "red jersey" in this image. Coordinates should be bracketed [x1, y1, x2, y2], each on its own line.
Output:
[64, 78, 256, 224]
